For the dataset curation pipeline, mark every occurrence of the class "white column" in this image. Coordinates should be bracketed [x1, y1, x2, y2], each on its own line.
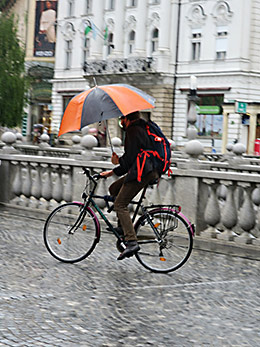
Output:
[135, 1, 147, 56]
[156, 0, 171, 70]
[91, 0, 105, 59]
[112, 0, 125, 57]
[158, 0, 171, 50]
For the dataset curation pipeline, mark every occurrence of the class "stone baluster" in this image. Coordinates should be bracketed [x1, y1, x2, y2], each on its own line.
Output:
[95, 177, 108, 209]
[30, 163, 42, 208]
[52, 165, 63, 203]
[202, 179, 221, 238]
[218, 181, 238, 241]
[21, 162, 32, 206]
[217, 184, 227, 200]
[63, 166, 73, 202]
[41, 164, 53, 209]
[11, 161, 22, 205]
[236, 183, 256, 244]
[252, 186, 260, 245]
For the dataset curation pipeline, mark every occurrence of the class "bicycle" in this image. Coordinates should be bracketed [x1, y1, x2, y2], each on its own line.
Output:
[43, 168, 195, 273]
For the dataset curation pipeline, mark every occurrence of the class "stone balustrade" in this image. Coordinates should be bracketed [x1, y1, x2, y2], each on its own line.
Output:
[0, 151, 259, 249]
[0, 131, 260, 254]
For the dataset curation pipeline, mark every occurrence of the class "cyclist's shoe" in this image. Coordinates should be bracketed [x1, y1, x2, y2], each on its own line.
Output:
[117, 241, 140, 260]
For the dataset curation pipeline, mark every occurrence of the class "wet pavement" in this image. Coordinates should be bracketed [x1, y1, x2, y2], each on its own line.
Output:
[0, 207, 259, 346]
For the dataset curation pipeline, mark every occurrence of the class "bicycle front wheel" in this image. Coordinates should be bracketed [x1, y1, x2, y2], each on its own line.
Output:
[135, 208, 193, 273]
[43, 202, 100, 263]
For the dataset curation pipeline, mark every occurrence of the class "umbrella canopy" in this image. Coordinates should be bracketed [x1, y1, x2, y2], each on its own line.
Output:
[58, 84, 155, 136]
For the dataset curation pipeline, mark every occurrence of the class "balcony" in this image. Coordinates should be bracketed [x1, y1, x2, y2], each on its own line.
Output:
[83, 57, 154, 75]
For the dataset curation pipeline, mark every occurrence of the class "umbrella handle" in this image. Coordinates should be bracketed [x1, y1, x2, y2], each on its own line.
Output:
[106, 120, 114, 153]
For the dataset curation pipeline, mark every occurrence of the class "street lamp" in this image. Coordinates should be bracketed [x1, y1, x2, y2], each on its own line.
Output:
[187, 75, 198, 140]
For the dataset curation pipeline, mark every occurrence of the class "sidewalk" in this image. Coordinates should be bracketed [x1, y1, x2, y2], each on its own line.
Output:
[0, 207, 259, 346]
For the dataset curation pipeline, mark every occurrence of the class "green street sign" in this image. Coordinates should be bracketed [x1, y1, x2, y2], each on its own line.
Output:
[196, 105, 222, 115]
[236, 101, 247, 113]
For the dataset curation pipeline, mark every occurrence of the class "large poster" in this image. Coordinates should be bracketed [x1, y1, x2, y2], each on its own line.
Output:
[34, 1, 58, 57]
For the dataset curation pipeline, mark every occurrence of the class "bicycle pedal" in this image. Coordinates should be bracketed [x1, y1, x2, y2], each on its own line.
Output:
[107, 205, 114, 213]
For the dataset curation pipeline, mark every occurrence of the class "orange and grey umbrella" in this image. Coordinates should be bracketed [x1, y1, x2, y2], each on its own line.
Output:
[58, 84, 155, 137]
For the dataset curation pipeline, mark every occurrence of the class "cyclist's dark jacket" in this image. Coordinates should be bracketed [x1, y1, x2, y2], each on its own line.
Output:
[113, 118, 154, 182]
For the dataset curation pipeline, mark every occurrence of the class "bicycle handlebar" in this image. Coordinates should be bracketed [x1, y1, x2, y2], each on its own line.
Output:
[82, 167, 103, 181]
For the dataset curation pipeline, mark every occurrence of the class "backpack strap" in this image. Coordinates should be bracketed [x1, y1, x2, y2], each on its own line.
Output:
[137, 149, 167, 182]
[137, 150, 151, 182]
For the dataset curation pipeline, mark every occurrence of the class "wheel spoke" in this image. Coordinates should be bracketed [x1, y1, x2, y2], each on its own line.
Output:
[43, 203, 98, 263]
[135, 209, 193, 273]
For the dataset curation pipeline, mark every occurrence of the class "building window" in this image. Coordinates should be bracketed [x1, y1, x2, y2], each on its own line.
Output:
[216, 26, 228, 60]
[195, 94, 224, 138]
[151, 28, 159, 53]
[191, 29, 201, 61]
[68, 0, 74, 17]
[108, 0, 115, 10]
[151, 0, 160, 4]
[85, 0, 92, 14]
[65, 40, 72, 69]
[83, 37, 90, 64]
[129, 0, 137, 7]
[107, 33, 114, 55]
[129, 30, 135, 54]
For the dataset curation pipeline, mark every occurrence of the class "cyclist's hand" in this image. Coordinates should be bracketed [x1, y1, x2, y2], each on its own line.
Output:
[111, 152, 119, 165]
[100, 170, 114, 178]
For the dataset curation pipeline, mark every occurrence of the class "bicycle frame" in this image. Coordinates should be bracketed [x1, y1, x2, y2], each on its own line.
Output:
[44, 167, 195, 272]
[78, 168, 195, 242]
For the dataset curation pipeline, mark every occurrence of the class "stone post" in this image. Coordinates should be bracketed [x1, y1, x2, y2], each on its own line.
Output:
[1, 132, 17, 154]
[183, 76, 204, 167]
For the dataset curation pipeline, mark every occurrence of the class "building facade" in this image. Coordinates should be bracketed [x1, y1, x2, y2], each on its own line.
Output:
[52, 0, 260, 153]
[1, 0, 58, 143]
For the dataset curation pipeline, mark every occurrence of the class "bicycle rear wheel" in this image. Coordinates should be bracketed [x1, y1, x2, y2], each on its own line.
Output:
[43, 202, 100, 263]
[135, 208, 193, 273]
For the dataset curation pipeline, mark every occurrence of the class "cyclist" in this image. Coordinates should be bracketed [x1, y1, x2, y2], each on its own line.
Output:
[100, 111, 159, 260]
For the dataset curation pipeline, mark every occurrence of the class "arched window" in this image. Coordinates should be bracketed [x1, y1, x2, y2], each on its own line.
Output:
[83, 37, 90, 64]
[151, 28, 159, 53]
[129, 0, 137, 7]
[65, 40, 72, 69]
[68, 0, 74, 16]
[107, 33, 114, 55]
[129, 30, 135, 54]
[108, 0, 115, 10]
[85, 0, 92, 14]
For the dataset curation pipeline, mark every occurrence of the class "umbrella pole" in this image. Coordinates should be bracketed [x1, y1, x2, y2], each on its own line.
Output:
[106, 120, 114, 153]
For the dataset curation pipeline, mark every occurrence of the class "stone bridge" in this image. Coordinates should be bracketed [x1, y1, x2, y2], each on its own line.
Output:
[0, 130, 259, 260]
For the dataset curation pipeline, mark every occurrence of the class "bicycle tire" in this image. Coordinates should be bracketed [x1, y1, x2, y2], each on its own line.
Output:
[135, 208, 193, 273]
[43, 202, 100, 263]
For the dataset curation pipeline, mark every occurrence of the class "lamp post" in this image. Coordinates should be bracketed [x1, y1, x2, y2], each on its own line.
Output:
[187, 75, 199, 140]
[185, 75, 204, 160]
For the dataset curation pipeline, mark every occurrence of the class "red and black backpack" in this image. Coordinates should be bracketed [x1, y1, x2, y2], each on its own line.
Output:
[136, 120, 172, 182]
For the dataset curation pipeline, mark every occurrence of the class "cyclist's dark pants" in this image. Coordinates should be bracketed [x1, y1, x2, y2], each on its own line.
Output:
[109, 170, 159, 242]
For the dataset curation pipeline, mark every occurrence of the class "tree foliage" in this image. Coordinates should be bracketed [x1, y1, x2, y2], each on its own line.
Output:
[0, 13, 28, 127]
